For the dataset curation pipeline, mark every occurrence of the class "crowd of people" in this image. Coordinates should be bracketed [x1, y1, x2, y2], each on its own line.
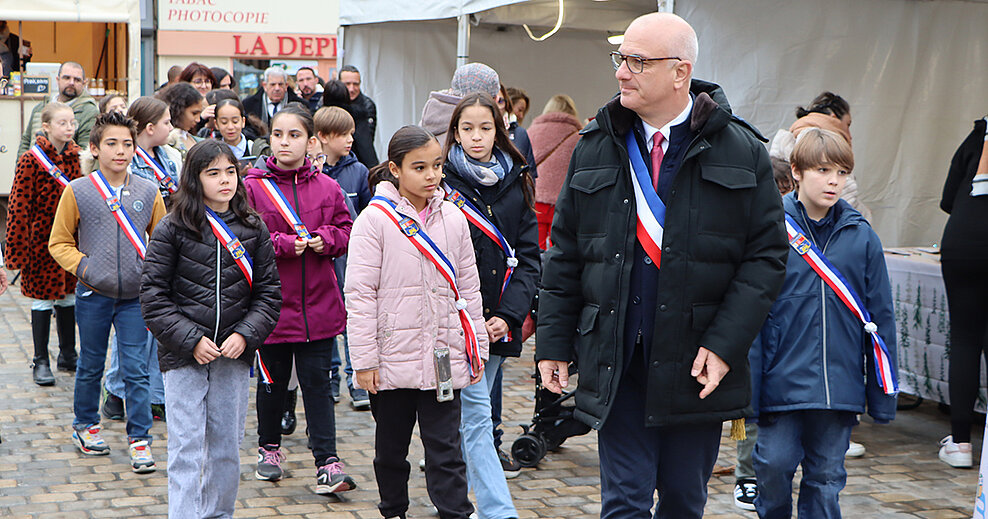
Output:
[3, 10, 988, 519]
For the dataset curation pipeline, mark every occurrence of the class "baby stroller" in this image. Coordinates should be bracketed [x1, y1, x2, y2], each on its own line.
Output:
[510, 362, 591, 468]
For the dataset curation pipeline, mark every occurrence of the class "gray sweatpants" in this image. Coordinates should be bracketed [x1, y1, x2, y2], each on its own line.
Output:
[163, 358, 250, 519]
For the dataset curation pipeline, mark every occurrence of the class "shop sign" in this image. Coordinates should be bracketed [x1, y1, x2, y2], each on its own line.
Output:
[157, 31, 337, 59]
[159, 0, 339, 34]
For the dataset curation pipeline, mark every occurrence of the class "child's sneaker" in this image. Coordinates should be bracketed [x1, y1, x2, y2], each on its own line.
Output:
[72, 425, 110, 455]
[129, 440, 156, 473]
[845, 440, 865, 458]
[256, 444, 286, 481]
[498, 448, 521, 479]
[733, 477, 757, 511]
[315, 458, 356, 494]
[939, 435, 973, 468]
[100, 388, 125, 421]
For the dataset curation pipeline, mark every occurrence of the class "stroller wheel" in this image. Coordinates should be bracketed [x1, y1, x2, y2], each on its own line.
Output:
[512, 433, 547, 468]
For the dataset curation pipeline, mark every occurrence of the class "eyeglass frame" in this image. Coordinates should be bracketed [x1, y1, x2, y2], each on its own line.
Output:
[610, 51, 682, 74]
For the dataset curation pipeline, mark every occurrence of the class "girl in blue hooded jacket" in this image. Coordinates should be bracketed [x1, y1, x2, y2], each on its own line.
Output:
[750, 128, 897, 519]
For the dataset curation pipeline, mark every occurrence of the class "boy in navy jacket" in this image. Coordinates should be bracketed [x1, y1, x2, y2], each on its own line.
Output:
[750, 128, 897, 518]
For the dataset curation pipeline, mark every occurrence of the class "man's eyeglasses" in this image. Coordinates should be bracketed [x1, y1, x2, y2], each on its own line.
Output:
[610, 52, 682, 74]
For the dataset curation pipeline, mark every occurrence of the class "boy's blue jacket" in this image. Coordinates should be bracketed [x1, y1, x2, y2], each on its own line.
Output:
[323, 152, 371, 214]
[750, 192, 897, 423]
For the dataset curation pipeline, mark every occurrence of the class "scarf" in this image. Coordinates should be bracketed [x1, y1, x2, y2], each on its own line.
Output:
[447, 144, 512, 187]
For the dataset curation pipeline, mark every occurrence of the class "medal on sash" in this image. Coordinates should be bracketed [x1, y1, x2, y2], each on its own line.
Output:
[370, 196, 483, 378]
[135, 146, 178, 193]
[626, 132, 665, 267]
[784, 214, 898, 395]
[29, 145, 71, 187]
[205, 207, 253, 287]
[255, 178, 311, 239]
[89, 170, 148, 259]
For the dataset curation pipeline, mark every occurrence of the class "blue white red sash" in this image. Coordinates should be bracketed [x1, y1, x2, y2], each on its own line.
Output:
[89, 170, 148, 259]
[626, 131, 665, 267]
[255, 178, 311, 239]
[785, 214, 898, 395]
[29, 145, 71, 187]
[135, 146, 177, 193]
[442, 184, 518, 300]
[370, 196, 483, 377]
[254, 350, 273, 384]
[205, 207, 253, 287]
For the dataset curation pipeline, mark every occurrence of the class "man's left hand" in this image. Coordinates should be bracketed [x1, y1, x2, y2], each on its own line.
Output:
[691, 346, 730, 399]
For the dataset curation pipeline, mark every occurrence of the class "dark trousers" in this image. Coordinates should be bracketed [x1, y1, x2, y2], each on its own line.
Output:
[369, 389, 472, 519]
[598, 354, 721, 519]
[256, 338, 337, 466]
[942, 257, 988, 443]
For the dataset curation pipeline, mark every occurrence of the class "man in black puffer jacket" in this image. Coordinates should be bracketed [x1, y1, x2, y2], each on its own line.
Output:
[339, 65, 379, 168]
[535, 13, 787, 518]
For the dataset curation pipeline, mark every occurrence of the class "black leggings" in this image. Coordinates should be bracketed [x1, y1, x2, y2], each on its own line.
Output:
[942, 257, 988, 443]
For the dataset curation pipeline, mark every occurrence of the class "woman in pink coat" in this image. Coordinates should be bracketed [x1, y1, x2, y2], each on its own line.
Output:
[345, 125, 487, 519]
[528, 94, 582, 249]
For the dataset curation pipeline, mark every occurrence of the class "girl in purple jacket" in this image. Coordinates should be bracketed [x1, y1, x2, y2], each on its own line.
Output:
[243, 104, 355, 494]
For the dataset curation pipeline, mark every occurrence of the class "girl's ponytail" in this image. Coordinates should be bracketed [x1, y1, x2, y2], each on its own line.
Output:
[368, 162, 398, 190]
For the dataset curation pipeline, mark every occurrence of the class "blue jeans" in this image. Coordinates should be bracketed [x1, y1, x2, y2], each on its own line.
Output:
[488, 354, 505, 449]
[460, 358, 516, 519]
[105, 330, 165, 405]
[72, 284, 152, 442]
[753, 410, 855, 519]
[329, 332, 355, 391]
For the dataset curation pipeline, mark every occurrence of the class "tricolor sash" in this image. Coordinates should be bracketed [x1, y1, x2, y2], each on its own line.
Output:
[29, 145, 71, 187]
[254, 350, 273, 384]
[89, 170, 148, 259]
[442, 184, 518, 300]
[255, 178, 311, 239]
[626, 131, 665, 267]
[785, 214, 898, 395]
[205, 207, 253, 287]
[135, 146, 177, 193]
[370, 196, 483, 377]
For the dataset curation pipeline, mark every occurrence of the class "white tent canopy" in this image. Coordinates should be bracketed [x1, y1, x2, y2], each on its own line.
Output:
[341, 0, 988, 246]
[0, 0, 142, 101]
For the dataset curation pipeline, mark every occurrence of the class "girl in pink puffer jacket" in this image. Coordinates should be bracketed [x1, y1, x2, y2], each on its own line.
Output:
[344, 125, 487, 519]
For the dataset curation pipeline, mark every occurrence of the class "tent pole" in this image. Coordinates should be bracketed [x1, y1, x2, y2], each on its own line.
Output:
[457, 14, 470, 67]
[658, 0, 674, 13]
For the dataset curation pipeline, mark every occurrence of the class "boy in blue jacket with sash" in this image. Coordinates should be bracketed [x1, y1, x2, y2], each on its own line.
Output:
[750, 127, 897, 518]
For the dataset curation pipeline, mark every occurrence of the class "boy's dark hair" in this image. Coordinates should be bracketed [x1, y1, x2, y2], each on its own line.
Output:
[156, 82, 204, 130]
[322, 79, 350, 109]
[171, 139, 260, 238]
[444, 92, 534, 209]
[338, 65, 360, 77]
[270, 103, 314, 137]
[795, 92, 851, 121]
[90, 110, 138, 147]
[368, 125, 437, 190]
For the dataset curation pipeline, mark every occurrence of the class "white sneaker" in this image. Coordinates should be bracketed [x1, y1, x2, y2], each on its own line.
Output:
[938, 435, 973, 468]
[845, 441, 866, 458]
[129, 440, 157, 473]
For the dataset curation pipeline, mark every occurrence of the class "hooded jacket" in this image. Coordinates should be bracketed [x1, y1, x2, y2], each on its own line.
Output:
[141, 209, 282, 372]
[420, 90, 461, 143]
[750, 193, 897, 422]
[18, 93, 99, 157]
[244, 156, 353, 344]
[323, 152, 372, 213]
[536, 80, 788, 429]
[345, 182, 488, 391]
[5, 135, 81, 299]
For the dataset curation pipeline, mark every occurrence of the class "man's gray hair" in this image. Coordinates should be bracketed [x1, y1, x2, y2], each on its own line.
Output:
[263, 66, 287, 83]
[674, 30, 699, 64]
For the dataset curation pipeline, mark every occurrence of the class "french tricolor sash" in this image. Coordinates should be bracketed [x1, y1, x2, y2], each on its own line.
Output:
[205, 207, 253, 287]
[135, 146, 177, 193]
[254, 350, 273, 384]
[442, 184, 519, 300]
[785, 214, 898, 395]
[89, 170, 148, 259]
[29, 145, 71, 187]
[626, 131, 665, 267]
[370, 196, 483, 377]
[256, 178, 311, 239]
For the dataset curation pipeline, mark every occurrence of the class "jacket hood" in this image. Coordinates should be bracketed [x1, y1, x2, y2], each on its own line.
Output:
[374, 180, 446, 217]
[529, 112, 582, 163]
[420, 90, 461, 136]
[34, 133, 80, 158]
[246, 155, 318, 182]
[590, 79, 766, 143]
[783, 191, 865, 229]
[325, 152, 359, 177]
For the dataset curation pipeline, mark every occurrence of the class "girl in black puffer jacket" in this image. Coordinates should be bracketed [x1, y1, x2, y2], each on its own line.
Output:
[140, 140, 281, 518]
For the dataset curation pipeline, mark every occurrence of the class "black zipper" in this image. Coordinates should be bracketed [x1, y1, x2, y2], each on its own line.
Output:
[290, 174, 311, 342]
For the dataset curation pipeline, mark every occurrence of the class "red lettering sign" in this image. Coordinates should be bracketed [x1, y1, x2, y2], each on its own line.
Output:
[277, 36, 297, 56]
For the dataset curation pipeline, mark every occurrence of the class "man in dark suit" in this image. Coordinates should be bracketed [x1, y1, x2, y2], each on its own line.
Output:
[338, 65, 378, 168]
[243, 66, 304, 129]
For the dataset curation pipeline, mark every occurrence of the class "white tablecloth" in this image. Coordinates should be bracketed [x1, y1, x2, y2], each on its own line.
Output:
[885, 247, 987, 411]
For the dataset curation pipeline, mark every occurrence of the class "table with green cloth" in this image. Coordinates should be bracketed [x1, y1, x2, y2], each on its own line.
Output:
[885, 247, 987, 412]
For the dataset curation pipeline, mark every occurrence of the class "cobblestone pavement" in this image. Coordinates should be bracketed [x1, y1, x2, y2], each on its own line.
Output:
[0, 280, 981, 518]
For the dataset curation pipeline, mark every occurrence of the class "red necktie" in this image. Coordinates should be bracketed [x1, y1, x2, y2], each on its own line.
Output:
[651, 132, 665, 190]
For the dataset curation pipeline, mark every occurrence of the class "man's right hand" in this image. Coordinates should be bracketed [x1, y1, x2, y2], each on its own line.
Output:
[537, 360, 570, 394]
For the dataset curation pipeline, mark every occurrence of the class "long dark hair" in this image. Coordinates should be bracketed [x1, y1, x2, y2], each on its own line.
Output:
[368, 125, 439, 190]
[443, 92, 534, 209]
[171, 140, 259, 238]
[795, 91, 851, 120]
[156, 82, 204, 131]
